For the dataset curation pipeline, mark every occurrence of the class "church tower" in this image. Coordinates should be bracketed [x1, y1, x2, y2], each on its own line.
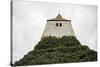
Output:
[42, 13, 75, 37]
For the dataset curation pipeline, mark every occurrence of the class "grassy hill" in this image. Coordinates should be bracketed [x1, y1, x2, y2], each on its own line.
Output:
[14, 36, 97, 66]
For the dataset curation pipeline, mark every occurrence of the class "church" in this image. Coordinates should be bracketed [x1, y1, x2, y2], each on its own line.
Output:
[42, 13, 75, 37]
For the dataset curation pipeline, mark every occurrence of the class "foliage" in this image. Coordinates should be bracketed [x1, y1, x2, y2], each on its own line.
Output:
[14, 36, 97, 66]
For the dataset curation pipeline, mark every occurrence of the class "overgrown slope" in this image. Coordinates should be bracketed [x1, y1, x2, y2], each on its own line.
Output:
[14, 36, 97, 66]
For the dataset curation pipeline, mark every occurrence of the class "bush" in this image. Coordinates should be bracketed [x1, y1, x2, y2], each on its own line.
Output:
[14, 36, 97, 66]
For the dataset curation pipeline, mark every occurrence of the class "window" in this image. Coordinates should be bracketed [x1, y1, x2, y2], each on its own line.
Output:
[56, 23, 62, 27]
[60, 23, 62, 27]
[56, 23, 58, 27]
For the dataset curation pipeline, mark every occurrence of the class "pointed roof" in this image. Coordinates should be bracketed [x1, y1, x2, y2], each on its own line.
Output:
[47, 14, 71, 21]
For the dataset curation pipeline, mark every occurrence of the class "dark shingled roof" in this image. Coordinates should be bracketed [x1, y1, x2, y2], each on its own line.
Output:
[47, 14, 71, 21]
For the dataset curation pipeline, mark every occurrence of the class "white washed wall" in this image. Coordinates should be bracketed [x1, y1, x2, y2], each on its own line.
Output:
[42, 20, 75, 37]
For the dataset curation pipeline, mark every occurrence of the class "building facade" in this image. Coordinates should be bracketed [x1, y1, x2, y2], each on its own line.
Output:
[42, 14, 75, 37]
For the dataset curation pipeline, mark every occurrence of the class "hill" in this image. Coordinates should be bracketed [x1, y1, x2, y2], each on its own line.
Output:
[14, 36, 97, 66]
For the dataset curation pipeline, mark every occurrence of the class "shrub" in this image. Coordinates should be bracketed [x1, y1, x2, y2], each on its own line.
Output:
[14, 36, 97, 66]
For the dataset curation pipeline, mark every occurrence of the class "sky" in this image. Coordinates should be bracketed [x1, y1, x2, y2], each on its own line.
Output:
[12, 0, 97, 63]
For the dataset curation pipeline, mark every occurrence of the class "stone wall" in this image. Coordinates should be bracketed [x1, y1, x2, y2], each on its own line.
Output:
[42, 21, 75, 37]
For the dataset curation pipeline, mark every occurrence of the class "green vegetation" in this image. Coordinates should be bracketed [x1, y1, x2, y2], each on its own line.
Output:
[14, 36, 97, 66]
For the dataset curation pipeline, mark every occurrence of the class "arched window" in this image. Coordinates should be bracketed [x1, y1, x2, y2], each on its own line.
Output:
[56, 23, 58, 27]
[60, 23, 62, 27]
[56, 23, 62, 27]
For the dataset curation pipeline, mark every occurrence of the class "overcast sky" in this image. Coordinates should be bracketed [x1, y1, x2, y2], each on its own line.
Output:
[12, 0, 97, 63]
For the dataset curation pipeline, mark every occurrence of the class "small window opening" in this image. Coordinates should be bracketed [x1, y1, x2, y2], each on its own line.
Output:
[60, 23, 62, 27]
[56, 23, 58, 27]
